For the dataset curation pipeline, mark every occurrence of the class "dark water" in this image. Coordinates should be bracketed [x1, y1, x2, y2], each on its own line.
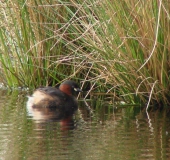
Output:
[0, 90, 170, 160]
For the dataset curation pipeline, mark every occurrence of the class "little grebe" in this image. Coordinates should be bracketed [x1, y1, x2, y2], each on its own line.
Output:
[27, 80, 82, 119]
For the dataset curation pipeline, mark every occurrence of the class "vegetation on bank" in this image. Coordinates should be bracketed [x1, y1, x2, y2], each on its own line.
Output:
[0, 0, 170, 106]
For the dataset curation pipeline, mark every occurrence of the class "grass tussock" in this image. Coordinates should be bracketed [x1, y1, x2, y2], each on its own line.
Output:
[0, 0, 170, 106]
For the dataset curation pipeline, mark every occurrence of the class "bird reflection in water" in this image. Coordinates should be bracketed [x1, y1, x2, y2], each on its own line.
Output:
[26, 104, 76, 132]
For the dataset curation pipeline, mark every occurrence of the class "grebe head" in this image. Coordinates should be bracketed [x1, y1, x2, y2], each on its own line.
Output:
[59, 80, 82, 95]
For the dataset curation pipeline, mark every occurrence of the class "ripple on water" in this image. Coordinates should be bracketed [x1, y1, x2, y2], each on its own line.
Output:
[0, 91, 170, 160]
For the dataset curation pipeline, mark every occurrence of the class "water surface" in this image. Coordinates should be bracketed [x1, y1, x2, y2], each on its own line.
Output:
[0, 90, 170, 160]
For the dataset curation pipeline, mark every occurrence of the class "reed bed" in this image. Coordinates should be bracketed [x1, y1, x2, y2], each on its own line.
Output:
[0, 0, 170, 106]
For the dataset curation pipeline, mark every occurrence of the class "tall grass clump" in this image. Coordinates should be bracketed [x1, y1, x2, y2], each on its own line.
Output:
[0, 0, 84, 88]
[0, 0, 170, 106]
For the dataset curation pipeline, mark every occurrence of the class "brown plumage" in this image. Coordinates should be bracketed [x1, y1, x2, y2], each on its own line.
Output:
[27, 80, 82, 120]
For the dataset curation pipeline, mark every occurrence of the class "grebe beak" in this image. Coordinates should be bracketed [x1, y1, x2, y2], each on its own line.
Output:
[74, 88, 83, 92]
